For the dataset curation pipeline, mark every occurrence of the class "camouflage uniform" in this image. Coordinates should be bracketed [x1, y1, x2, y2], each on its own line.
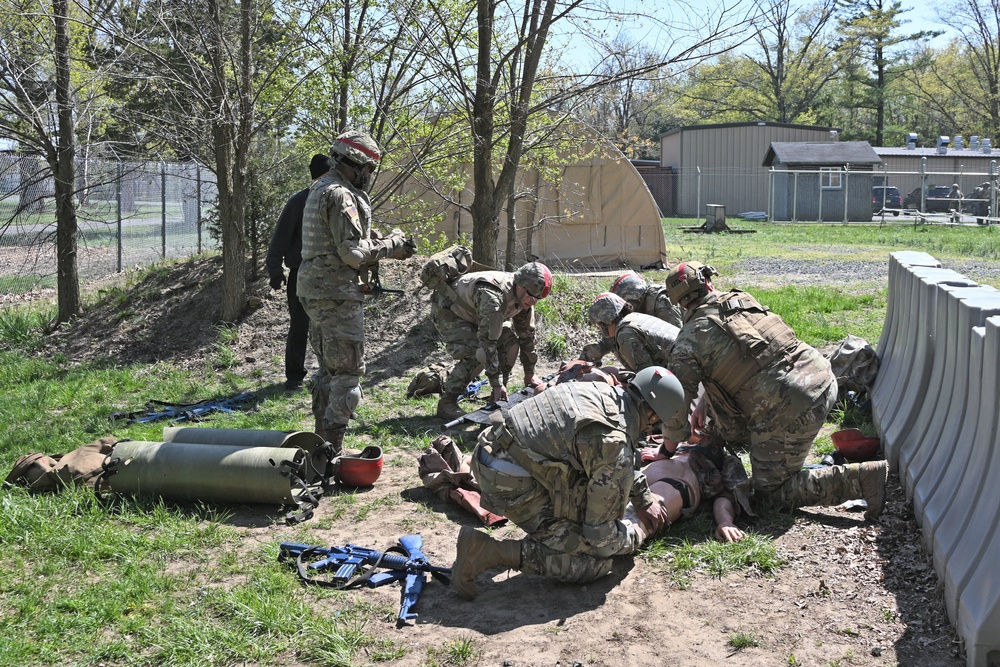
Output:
[663, 289, 852, 508]
[431, 271, 537, 397]
[607, 312, 679, 373]
[471, 382, 654, 583]
[583, 284, 683, 362]
[298, 168, 408, 435]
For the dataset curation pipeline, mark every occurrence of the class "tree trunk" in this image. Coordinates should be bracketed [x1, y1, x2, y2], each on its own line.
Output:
[53, 0, 81, 323]
[470, 0, 500, 267]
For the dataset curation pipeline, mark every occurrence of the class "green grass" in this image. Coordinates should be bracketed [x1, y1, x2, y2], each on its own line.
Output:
[728, 631, 762, 650]
[641, 511, 786, 588]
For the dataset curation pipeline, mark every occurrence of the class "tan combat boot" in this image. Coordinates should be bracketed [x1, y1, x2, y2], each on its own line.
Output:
[452, 526, 522, 600]
[436, 393, 466, 421]
[859, 460, 888, 520]
[317, 421, 347, 458]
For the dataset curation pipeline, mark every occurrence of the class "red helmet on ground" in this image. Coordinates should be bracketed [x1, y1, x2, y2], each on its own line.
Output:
[336, 445, 384, 486]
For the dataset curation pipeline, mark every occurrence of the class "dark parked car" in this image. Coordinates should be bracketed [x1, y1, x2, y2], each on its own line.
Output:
[903, 185, 955, 213]
[872, 186, 902, 215]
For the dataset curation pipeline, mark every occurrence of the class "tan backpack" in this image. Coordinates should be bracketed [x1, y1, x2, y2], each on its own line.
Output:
[418, 245, 473, 294]
[4, 437, 118, 492]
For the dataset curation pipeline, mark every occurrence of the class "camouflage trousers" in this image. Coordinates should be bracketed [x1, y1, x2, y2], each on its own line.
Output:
[431, 298, 519, 396]
[470, 432, 615, 585]
[299, 296, 365, 426]
[749, 380, 853, 507]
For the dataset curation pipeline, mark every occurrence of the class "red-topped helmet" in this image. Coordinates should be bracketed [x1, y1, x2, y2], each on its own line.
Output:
[513, 262, 553, 299]
[610, 271, 648, 303]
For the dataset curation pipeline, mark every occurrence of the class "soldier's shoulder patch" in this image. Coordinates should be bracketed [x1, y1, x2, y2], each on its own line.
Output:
[344, 204, 359, 226]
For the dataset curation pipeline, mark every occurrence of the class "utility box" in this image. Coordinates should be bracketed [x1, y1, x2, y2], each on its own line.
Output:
[705, 204, 727, 231]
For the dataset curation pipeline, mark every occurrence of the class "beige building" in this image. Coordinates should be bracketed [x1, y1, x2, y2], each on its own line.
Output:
[381, 136, 667, 270]
[660, 122, 838, 217]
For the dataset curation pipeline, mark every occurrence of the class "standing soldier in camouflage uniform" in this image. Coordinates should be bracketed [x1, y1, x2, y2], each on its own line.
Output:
[431, 262, 552, 420]
[452, 366, 685, 600]
[585, 291, 679, 372]
[297, 130, 415, 454]
[580, 271, 683, 362]
[660, 261, 887, 519]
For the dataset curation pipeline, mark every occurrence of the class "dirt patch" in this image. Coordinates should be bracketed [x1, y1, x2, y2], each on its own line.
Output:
[39, 256, 965, 666]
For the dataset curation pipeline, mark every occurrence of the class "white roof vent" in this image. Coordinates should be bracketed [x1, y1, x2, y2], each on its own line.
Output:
[937, 136, 950, 154]
[983, 138, 992, 154]
[971, 136, 981, 150]
[906, 132, 918, 149]
[830, 129, 839, 141]
[955, 135, 965, 150]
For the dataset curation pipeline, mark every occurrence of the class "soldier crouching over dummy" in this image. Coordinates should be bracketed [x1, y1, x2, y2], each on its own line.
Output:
[297, 130, 415, 455]
[579, 270, 683, 363]
[451, 366, 686, 600]
[584, 291, 679, 373]
[431, 261, 552, 421]
[661, 261, 887, 519]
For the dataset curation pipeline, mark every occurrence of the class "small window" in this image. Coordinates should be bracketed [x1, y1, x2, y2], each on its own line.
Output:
[821, 167, 842, 189]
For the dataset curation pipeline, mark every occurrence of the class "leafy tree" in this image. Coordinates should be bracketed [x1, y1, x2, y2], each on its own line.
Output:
[836, 0, 941, 145]
[0, 0, 115, 321]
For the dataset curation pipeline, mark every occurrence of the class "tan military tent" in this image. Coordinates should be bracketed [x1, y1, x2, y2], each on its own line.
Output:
[378, 136, 667, 270]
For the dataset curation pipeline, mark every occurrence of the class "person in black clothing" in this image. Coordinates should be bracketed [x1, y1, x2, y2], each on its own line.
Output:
[267, 153, 329, 389]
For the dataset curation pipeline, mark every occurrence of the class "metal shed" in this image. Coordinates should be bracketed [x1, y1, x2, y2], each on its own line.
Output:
[660, 122, 838, 217]
[763, 141, 882, 222]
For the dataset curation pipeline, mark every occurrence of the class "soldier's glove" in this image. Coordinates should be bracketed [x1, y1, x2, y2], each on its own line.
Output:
[388, 231, 416, 260]
[579, 343, 603, 363]
[269, 273, 286, 290]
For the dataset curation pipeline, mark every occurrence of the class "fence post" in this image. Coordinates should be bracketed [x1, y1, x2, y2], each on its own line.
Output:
[696, 166, 702, 223]
[921, 157, 928, 213]
[843, 166, 850, 223]
[768, 168, 774, 222]
[160, 161, 167, 259]
[818, 169, 823, 223]
[116, 160, 123, 273]
[792, 170, 798, 222]
[992, 161, 997, 228]
[196, 165, 202, 254]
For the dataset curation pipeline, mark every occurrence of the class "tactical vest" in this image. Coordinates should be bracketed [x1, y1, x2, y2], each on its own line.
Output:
[300, 172, 371, 263]
[702, 290, 799, 396]
[618, 312, 679, 362]
[505, 382, 626, 463]
[449, 271, 520, 323]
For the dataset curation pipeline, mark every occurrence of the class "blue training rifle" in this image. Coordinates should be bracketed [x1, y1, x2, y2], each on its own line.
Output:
[279, 534, 450, 624]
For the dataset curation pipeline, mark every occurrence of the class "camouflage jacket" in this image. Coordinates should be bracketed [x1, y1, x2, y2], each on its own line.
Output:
[504, 382, 654, 556]
[663, 291, 836, 442]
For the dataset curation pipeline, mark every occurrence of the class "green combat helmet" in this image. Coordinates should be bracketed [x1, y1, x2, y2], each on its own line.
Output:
[630, 366, 685, 423]
[665, 261, 718, 309]
[513, 262, 553, 299]
[610, 271, 648, 303]
[330, 130, 382, 169]
[588, 291, 631, 326]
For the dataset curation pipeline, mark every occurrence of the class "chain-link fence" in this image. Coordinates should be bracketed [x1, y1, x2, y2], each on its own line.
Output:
[0, 153, 218, 297]
[676, 162, 1000, 225]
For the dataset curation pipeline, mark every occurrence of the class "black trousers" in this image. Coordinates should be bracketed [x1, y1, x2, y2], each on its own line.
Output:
[285, 268, 310, 383]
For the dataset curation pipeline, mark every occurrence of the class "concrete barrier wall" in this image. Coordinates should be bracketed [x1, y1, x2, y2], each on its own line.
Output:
[873, 253, 1000, 667]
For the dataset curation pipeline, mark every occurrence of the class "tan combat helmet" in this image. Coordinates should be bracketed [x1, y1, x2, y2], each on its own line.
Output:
[588, 291, 631, 326]
[630, 366, 685, 423]
[610, 271, 648, 303]
[330, 130, 382, 169]
[665, 261, 718, 309]
[513, 262, 553, 299]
